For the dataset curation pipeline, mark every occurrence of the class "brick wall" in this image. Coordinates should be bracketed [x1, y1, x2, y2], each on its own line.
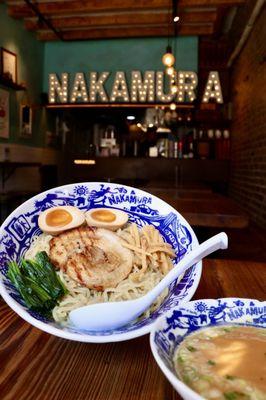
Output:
[229, 7, 266, 228]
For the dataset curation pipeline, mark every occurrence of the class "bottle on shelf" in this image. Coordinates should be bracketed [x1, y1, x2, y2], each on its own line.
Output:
[168, 137, 175, 158]
[197, 129, 210, 159]
[156, 128, 170, 158]
[192, 128, 198, 159]
[207, 129, 215, 159]
[223, 130, 230, 160]
[178, 138, 183, 159]
[133, 140, 138, 157]
[174, 140, 178, 159]
[187, 130, 194, 159]
[214, 129, 223, 160]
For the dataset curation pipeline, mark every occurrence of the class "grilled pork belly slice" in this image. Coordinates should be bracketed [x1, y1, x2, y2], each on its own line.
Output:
[49, 227, 133, 290]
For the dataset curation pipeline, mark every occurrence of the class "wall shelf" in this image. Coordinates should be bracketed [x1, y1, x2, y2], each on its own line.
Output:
[0, 77, 26, 91]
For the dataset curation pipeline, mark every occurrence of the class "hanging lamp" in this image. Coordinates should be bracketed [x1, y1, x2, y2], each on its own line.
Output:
[162, 45, 175, 67]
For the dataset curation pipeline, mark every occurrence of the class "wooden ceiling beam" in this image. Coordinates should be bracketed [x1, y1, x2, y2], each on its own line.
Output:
[37, 24, 214, 41]
[226, 0, 262, 63]
[212, 6, 228, 37]
[181, 10, 218, 22]
[25, 11, 217, 31]
[7, 0, 245, 19]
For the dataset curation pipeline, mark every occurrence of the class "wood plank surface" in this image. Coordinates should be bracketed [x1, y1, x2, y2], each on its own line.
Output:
[36, 24, 214, 41]
[7, 0, 245, 18]
[151, 191, 249, 228]
[25, 10, 217, 31]
[6, 0, 246, 39]
[0, 259, 265, 400]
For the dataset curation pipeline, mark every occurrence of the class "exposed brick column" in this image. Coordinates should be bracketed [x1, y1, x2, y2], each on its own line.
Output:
[229, 7, 266, 228]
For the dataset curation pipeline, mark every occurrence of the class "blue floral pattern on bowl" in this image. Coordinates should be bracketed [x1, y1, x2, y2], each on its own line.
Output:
[0, 182, 202, 342]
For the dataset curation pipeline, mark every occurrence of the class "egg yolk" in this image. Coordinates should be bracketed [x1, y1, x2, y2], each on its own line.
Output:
[91, 210, 116, 223]
[46, 209, 73, 227]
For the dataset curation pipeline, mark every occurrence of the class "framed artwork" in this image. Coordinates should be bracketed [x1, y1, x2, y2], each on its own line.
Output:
[0, 47, 17, 83]
[20, 104, 32, 137]
[0, 89, 9, 138]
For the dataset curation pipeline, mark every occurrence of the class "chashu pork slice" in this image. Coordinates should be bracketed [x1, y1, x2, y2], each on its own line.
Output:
[49, 227, 133, 291]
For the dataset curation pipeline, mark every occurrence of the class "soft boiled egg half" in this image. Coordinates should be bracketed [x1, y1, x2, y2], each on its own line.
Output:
[38, 206, 85, 235]
[85, 208, 128, 231]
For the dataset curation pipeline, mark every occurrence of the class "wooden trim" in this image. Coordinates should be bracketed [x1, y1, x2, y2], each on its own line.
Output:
[37, 24, 214, 40]
[8, 0, 245, 18]
[24, 10, 217, 31]
[46, 103, 195, 109]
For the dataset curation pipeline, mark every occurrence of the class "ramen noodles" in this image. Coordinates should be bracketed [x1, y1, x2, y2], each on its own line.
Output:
[25, 223, 176, 323]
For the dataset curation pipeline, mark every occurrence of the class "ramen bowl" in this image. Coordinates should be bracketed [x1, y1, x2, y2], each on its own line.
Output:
[150, 298, 266, 400]
[0, 182, 202, 343]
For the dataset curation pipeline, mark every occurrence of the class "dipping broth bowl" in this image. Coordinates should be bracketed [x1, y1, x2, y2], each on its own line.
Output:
[150, 298, 266, 400]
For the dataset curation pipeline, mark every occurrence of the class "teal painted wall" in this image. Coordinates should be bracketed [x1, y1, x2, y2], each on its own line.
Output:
[0, 3, 45, 146]
[43, 37, 198, 93]
[0, 2, 198, 144]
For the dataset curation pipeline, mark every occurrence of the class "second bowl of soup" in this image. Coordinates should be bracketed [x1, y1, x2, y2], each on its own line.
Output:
[150, 298, 266, 400]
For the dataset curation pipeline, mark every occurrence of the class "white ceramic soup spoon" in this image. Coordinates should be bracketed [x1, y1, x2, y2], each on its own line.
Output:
[69, 232, 228, 331]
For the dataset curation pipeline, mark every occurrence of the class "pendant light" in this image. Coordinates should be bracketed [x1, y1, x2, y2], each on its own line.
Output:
[162, 45, 175, 67]
[162, 1, 179, 69]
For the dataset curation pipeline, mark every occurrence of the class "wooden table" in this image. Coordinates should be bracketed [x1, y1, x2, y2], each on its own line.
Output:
[0, 161, 41, 191]
[145, 188, 249, 229]
[0, 259, 265, 400]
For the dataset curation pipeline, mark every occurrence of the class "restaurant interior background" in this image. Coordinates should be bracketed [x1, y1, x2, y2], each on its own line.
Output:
[0, 0, 265, 261]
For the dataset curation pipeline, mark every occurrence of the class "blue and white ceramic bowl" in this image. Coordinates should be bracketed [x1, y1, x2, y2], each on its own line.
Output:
[0, 182, 202, 343]
[150, 298, 266, 400]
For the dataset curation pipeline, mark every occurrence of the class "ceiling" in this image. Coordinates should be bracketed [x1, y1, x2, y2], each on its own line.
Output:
[6, 0, 246, 41]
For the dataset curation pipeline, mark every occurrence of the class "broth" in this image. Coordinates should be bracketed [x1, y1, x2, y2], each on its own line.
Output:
[174, 325, 266, 400]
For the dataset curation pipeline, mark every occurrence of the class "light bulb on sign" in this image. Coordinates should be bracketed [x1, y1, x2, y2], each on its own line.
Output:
[156, 72, 175, 102]
[70, 73, 88, 103]
[166, 66, 175, 76]
[177, 71, 198, 103]
[131, 71, 155, 102]
[89, 72, 109, 102]
[110, 71, 129, 102]
[202, 71, 223, 103]
[49, 73, 68, 103]
[170, 103, 176, 111]
[171, 85, 178, 94]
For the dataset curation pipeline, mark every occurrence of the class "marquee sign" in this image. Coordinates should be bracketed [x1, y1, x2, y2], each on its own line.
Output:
[48, 70, 223, 104]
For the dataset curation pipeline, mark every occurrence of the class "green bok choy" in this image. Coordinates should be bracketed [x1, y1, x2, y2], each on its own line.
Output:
[7, 251, 68, 316]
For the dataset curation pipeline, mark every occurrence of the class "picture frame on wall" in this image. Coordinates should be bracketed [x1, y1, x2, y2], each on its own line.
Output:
[0, 47, 17, 83]
[0, 88, 10, 138]
[19, 104, 32, 137]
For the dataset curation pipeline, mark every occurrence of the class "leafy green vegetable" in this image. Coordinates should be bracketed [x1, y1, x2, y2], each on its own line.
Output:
[223, 328, 233, 333]
[183, 375, 191, 385]
[226, 375, 236, 380]
[224, 392, 246, 400]
[7, 251, 68, 316]
[201, 375, 213, 382]
[187, 345, 197, 352]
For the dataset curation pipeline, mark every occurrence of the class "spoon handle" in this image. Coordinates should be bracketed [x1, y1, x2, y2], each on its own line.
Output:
[145, 232, 228, 305]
